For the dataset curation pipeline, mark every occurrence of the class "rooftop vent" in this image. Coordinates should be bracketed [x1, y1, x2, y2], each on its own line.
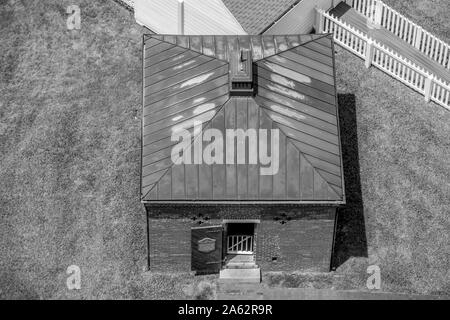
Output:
[229, 49, 253, 96]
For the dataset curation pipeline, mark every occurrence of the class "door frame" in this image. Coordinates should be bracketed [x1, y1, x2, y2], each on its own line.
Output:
[222, 219, 261, 224]
[222, 219, 260, 266]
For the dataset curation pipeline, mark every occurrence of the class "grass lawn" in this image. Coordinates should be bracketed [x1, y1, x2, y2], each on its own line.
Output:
[0, 0, 449, 298]
[333, 43, 449, 294]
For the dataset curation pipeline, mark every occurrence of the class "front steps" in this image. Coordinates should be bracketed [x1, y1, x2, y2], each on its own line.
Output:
[219, 267, 261, 283]
[225, 262, 258, 269]
[219, 254, 261, 282]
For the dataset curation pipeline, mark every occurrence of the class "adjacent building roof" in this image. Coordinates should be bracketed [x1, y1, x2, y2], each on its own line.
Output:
[134, 0, 246, 35]
[134, 0, 305, 35]
[222, 0, 301, 34]
[141, 34, 345, 203]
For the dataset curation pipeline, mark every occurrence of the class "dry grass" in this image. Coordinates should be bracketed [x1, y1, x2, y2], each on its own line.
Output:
[0, 0, 448, 299]
[0, 0, 147, 299]
[334, 45, 450, 294]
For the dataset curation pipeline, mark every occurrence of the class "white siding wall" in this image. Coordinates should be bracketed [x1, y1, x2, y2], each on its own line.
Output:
[135, 0, 246, 35]
[264, 0, 335, 34]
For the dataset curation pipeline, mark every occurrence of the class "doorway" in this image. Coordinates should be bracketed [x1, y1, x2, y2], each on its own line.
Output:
[224, 222, 257, 268]
[226, 223, 255, 254]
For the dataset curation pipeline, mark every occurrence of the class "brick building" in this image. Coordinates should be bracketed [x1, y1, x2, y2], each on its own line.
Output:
[141, 33, 345, 279]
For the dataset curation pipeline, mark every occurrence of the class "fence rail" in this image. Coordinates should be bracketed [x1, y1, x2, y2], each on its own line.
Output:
[348, 0, 450, 70]
[320, 9, 450, 110]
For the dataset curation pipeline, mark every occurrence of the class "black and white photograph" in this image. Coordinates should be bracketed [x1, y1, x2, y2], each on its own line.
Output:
[0, 0, 449, 305]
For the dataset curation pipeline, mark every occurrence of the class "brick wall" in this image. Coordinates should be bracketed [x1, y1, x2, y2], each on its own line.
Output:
[255, 217, 336, 272]
[148, 217, 222, 272]
[146, 205, 336, 272]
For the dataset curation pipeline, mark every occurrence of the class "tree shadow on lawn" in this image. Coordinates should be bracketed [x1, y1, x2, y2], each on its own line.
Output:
[331, 93, 368, 270]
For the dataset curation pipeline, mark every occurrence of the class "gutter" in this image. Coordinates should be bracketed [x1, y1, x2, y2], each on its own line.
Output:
[141, 200, 345, 206]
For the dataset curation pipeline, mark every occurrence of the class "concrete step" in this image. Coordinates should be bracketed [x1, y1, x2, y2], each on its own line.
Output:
[225, 262, 258, 269]
[219, 267, 261, 283]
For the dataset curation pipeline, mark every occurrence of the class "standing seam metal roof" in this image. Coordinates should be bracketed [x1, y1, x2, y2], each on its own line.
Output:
[141, 34, 345, 203]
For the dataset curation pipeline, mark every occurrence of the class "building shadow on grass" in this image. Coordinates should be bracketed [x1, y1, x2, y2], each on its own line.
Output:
[331, 93, 368, 270]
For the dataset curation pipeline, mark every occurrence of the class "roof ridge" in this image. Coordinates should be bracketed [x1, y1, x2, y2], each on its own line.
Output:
[299, 152, 342, 200]
[219, 0, 249, 35]
[328, 184, 342, 198]
[258, 107, 341, 199]
[141, 98, 231, 200]
[221, 0, 301, 34]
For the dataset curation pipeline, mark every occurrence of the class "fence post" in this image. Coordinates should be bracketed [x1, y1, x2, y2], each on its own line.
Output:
[178, 0, 185, 35]
[424, 75, 433, 102]
[374, 0, 382, 26]
[365, 39, 374, 68]
[314, 7, 324, 34]
[414, 27, 423, 50]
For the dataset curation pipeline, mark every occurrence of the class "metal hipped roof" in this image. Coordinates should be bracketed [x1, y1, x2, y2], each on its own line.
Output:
[141, 34, 345, 203]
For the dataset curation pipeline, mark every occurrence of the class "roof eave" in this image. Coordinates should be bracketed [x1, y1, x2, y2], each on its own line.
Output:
[141, 200, 345, 206]
[330, 34, 347, 205]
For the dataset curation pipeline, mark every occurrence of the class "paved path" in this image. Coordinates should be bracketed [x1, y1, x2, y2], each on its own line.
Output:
[218, 284, 448, 300]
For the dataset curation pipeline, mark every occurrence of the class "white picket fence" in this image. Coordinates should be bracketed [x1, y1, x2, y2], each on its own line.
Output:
[318, 9, 450, 110]
[348, 0, 450, 70]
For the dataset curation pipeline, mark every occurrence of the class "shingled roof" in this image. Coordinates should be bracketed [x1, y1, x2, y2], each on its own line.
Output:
[141, 34, 345, 203]
[222, 0, 301, 34]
